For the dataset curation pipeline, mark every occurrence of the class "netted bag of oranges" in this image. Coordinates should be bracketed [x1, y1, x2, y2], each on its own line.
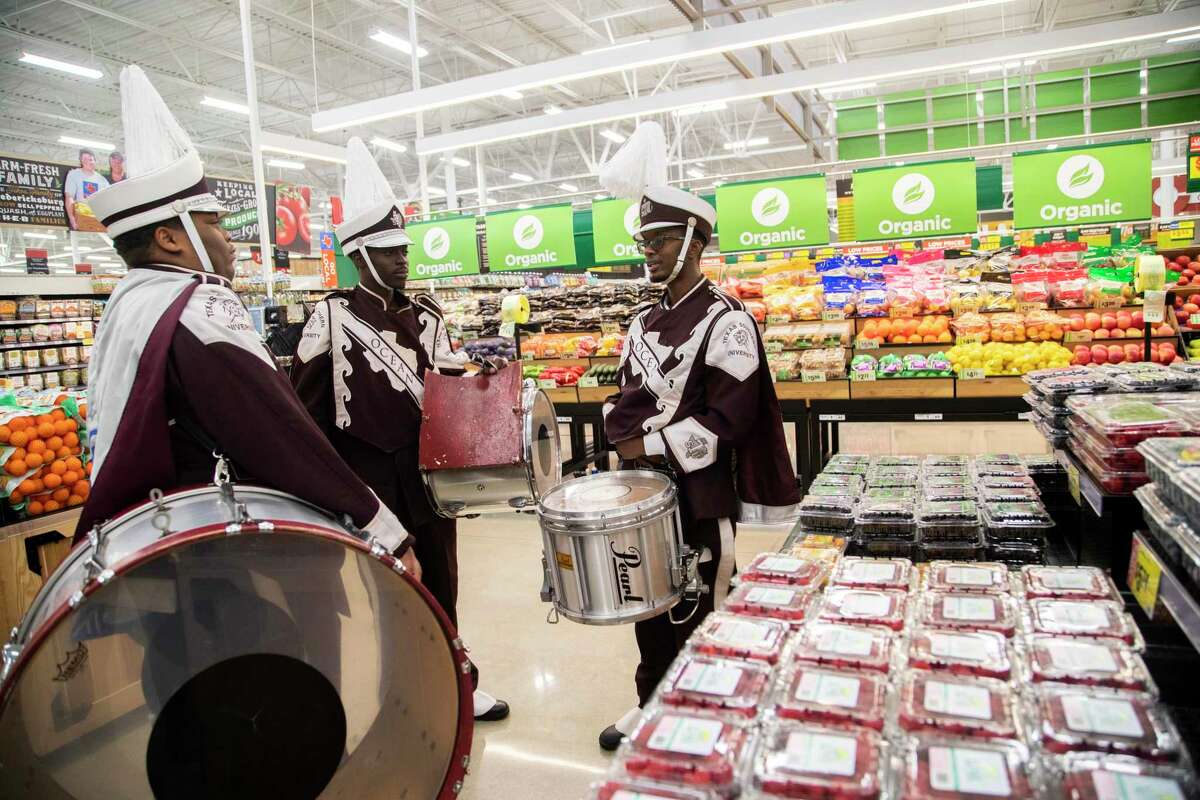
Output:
[0, 405, 89, 516]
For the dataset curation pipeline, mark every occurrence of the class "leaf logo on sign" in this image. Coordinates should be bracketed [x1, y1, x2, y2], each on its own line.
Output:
[1069, 166, 1092, 188]
[750, 187, 790, 227]
[1055, 154, 1105, 200]
[903, 182, 924, 205]
[513, 214, 545, 250]
[891, 173, 935, 215]
[422, 225, 451, 260]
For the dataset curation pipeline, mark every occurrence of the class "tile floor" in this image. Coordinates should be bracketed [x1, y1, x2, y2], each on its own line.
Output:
[453, 513, 788, 800]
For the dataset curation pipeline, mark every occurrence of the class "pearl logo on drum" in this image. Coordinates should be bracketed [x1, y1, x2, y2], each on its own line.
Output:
[52, 642, 88, 682]
[611, 542, 646, 604]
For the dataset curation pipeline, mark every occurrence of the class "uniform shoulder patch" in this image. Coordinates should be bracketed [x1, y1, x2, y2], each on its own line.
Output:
[704, 309, 759, 381]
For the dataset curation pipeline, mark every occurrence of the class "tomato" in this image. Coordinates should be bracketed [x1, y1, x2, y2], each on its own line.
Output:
[276, 205, 297, 247]
[298, 211, 311, 246]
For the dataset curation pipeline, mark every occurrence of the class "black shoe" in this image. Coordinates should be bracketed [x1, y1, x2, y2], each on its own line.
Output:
[598, 724, 625, 751]
[474, 699, 510, 722]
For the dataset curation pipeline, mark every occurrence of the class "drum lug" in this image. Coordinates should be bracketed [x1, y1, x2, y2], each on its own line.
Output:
[1, 640, 20, 683]
[452, 780, 464, 794]
[68, 589, 85, 609]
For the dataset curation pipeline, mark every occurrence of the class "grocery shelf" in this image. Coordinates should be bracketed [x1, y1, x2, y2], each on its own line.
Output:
[0, 340, 89, 351]
[774, 380, 850, 401]
[954, 376, 1029, 397]
[1131, 530, 1200, 657]
[0, 316, 96, 327]
[0, 364, 81, 379]
[850, 376, 954, 399]
[1054, 447, 1120, 517]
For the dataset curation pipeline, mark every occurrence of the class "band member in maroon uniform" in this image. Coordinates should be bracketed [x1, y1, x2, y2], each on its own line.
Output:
[291, 138, 509, 722]
[82, 67, 413, 569]
[596, 127, 799, 750]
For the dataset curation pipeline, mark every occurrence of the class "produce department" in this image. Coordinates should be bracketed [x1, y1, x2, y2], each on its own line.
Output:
[1, 1, 1200, 799]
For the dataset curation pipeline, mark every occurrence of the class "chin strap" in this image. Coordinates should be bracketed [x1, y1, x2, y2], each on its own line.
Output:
[173, 201, 214, 274]
[356, 237, 393, 310]
[665, 216, 697, 285]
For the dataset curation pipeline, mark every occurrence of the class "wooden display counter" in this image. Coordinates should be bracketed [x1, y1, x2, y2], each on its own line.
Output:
[849, 377, 954, 400]
[0, 508, 78, 635]
[774, 380, 851, 401]
[955, 376, 1029, 397]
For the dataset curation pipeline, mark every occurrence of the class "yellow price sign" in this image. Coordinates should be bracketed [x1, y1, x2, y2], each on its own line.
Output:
[1067, 464, 1081, 506]
[1128, 538, 1163, 618]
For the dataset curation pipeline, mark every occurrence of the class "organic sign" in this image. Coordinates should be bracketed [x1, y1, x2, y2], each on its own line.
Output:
[591, 198, 640, 264]
[1012, 141, 1151, 229]
[716, 175, 830, 252]
[484, 204, 577, 271]
[407, 215, 481, 279]
[852, 159, 977, 241]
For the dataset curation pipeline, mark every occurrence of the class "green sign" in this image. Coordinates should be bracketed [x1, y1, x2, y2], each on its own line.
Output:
[591, 198, 641, 264]
[715, 175, 830, 252]
[1185, 132, 1199, 193]
[851, 159, 978, 241]
[484, 204, 577, 271]
[407, 215, 481, 279]
[1012, 141, 1151, 229]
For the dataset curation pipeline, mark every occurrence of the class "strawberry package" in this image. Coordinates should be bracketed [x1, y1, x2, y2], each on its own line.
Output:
[923, 562, 1010, 594]
[616, 707, 753, 796]
[1023, 636, 1155, 694]
[898, 673, 1019, 739]
[789, 622, 896, 673]
[901, 736, 1035, 800]
[1057, 755, 1200, 800]
[1075, 399, 1192, 449]
[740, 553, 830, 588]
[587, 779, 719, 800]
[830, 557, 914, 591]
[692, 613, 791, 664]
[745, 721, 885, 800]
[1020, 566, 1121, 602]
[1031, 687, 1181, 762]
[907, 628, 1014, 680]
[918, 592, 1018, 638]
[1025, 599, 1140, 646]
[819, 587, 909, 631]
[725, 582, 818, 625]
[771, 664, 889, 730]
[658, 654, 772, 718]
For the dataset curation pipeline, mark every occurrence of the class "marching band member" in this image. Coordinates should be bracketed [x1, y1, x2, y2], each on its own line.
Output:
[291, 138, 510, 722]
[596, 123, 800, 750]
[81, 67, 414, 575]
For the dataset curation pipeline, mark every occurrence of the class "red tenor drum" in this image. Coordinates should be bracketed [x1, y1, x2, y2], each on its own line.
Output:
[0, 479, 473, 799]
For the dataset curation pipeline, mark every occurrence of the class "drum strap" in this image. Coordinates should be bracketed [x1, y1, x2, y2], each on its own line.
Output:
[171, 413, 239, 479]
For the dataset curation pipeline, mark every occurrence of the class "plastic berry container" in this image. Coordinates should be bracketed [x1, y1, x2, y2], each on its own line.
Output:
[823, 462, 870, 477]
[692, 613, 791, 664]
[923, 474, 973, 489]
[917, 533, 987, 563]
[587, 779, 719, 800]
[921, 467, 972, 481]
[726, 582, 818, 625]
[1058, 754, 1200, 800]
[979, 485, 1041, 503]
[1112, 370, 1198, 393]
[988, 539, 1045, 566]
[1024, 636, 1155, 693]
[902, 736, 1034, 800]
[1136, 437, 1200, 510]
[812, 473, 866, 493]
[741, 553, 829, 588]
[917, 500, 982, 541]
[875, 455, 921, 467]
[618, 707, 753, 795]
[828, 454, 871, 466]
[1038, 372, 1114, 406]
[854, 497, 916, 538]
[1033, 687, 1181, 762]
[918, 592, 1018, 637]
[1076, 399, 1191, 448]
[1020, 566, 1120, 601]
[865, 473, 916, 489]
[907, 628, 1013, 680]
[808, 484, 858, 498]
[1133, 484, 1199, 577]
[975, 454, 1023, 467]
[865, 486, 918, 500]
[971, 464, 1031, 480]
[978, 474, 1040, 492]
[921, 485, 977, 503]
[1070, 418, 1147, 471]
[923, 561, 1009, 594]
[819, 587, 908, 631]
[1172, 470, 1200, 530]
[898, 673, 1018, 739]
[798, 495, 858, 532]
[830, 557, 913, 591]
[789, 622, 895, 673]
[1073, 444, 1150, 494]
[1025, 599, 1139, 646]
[860, 537, 915, 559]
[981, 500, 1054, 542]
[658, 654, 772, 718]
[868, 464, 921, 478]
[746, 721, 884, 800]
[924, 455, 971, 468]
[772, 664, 889, 730]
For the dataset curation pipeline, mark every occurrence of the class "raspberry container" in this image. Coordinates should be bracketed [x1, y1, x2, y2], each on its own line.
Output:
[772, 664, 889, 730]
[1020, 566, 1120, 602]
[1032, 688, 1181, 762]
[1057, 755, 1200, 800]
[1070, 420, 1147, 472]
[854, 497, 916, 538]
[901, 736, 1034, 800]
[741, 553, 830, 588]
[692, 613, 791, 664]
[1075, 399, 1192, 449]
[906, 628, 1014, 680]
[819, 587, 909, 630]
[917, 533, 988, 562]
[813, 473, 866, 493]
[917, 500, 983, 541]
[831, 557, 914, 590]
[922, 485, 978, 503]
[789, 622, 896, 673]
[587, 779, 719, 800]
[918, 591, 1018, 637]
[1024, 636, 1155, 693]
[745, 721, 885, 800]
[898, 673, 1019, 739]
[1072, 442, 1150, 494]
[923, 561, 1010, 594]
[1024, 599, 1139, 646]
[982, 500, 1054, 542]
[798, 495, 858, 532]
[1136, 437, 1200, 510]
[726, 582, 818, 625]
[658, 654, 773, 717]
[617, 707, 754, 796]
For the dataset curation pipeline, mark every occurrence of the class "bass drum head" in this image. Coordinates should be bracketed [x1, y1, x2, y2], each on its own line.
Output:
[526, 388, 562, 501]
[0, 529, 470, 800]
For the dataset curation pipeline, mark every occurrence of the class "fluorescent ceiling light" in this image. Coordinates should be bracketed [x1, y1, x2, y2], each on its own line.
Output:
[450, 156, 470, 167]
[201, 95, 250, 114]
[19, 52, 102, 80]
[599, 129, 627, 144]
[543, 104, 563, 115]
[1166, 31, 1200, 44]
[370, 30, 429, 58]
[686, 168, 706, 179]
[500, 89, 524, 100]
[261, 132, 348, 165]
[583, 38, 651, 55]
[558, 182, 579, 192]
[267, 158, 306, 169]
[23, 232, 57, 240]
[723, 136, 770, 150]
[510, 172, 533, 182]
[59, 135, 115, 151]
[676, 100, 728, 116]
[370, 136, 408, 153]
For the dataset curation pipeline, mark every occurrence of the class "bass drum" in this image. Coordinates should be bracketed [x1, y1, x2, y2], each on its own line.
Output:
[0, 485, 473, 800]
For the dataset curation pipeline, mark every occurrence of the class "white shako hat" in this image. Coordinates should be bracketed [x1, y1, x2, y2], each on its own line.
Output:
[598, 121, 715, 283]
[88, 65, 227, 273]
[335, 136, 413, 256]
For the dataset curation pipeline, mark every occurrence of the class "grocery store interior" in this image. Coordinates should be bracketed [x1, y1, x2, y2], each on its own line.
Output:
[2, 0, 1200, 797]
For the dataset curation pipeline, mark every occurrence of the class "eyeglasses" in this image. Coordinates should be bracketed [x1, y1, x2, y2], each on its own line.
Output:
[636, 234, 686, 254]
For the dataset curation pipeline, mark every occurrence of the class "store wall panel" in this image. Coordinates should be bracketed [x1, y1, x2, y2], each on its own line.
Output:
[1009, 118, 1032, 142]
[1092, 104, 1142, 133]
[1035, 79, 1083, 109]
[982, 90, 1006, 116]
[838, 134, 881, 160]
[983, 120, 1006, 145]
[933, 124, 971, 150]
[1091, 72, 1141, 102]
[932, 94, 971, 122]
[883, 100, 927, 127]
[1148, 96, 1200, 126]
[883, 130, 927, 155]
[1036, 110, 1084, 138]
[1148, 61, 1200, 94]
[836, 105, 879, 134]
[1007, 88, 1031, 115]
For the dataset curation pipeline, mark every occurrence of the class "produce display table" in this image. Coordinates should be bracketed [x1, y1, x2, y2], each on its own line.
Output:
[0, 507, 78, 635]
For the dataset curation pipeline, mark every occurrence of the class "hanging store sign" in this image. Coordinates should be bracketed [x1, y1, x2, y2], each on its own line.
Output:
[210, 178, 260, 243]
[0, 156, 69, 228]
[1188, 132, 1200, 194]
[591, 198, 641, 265]
[272, 182, 313, 255]
[852, 159, 978, 241]
[716, 175, 830, 252]
[319, 231, 338, 288]
[408, 215, 481, 279]
[484, 204, 577, 271]
[1012, 141, 1151, 229]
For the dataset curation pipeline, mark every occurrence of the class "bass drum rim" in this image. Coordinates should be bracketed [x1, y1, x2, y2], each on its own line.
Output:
[0, 491, 474, 800]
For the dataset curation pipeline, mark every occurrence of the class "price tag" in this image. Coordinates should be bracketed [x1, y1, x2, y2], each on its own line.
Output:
[765, 341, 784, 354]
[1190, 313, 1200, 327]
[1142, 290, 1166, 325]
[1128, 538, 1163, 618]
[538, 379, 558, 389]
[600, 321, 621, 336]
[855, 338, 880, 350]
[818, 414, 846, 422]
[499, 321, 516, 338]
[766, 314, 791, 326]
[959, 368, 986, 381]
[521, 352, 535, 362]
[1017, 411, 1033, 421]
[1063, 331, 1092, 344]
[1067, 463, 1081, 506]
[850, 371, 876, 382]
[957, 334, 985, 345]
[1016, 301, 1045, 314]
[914, 413, 943, 421]
[578, 376, 599, 388]
[801, 370, 826, 383]
[822, 309, 844, 321]
[1094, 295, 1124, 310]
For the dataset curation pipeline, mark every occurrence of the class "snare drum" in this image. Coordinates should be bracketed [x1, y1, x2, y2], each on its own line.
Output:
[420, 364, 561, 516]
[0, 483, 473, 800]
[538, 470, 701, 626]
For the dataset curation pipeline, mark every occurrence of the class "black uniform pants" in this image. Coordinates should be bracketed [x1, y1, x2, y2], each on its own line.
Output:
[411, 515, 480, 689]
